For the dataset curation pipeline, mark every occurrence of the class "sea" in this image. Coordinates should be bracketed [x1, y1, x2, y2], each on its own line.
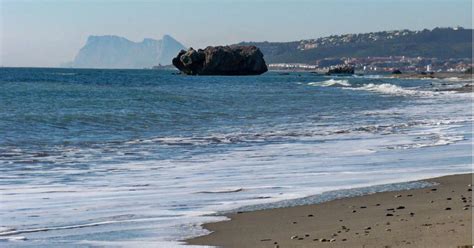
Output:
[0, 68, 472, 247]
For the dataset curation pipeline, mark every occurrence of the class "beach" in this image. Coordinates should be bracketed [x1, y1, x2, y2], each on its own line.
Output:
[187, 173, 473, 248]
[1, 68, 472, 246]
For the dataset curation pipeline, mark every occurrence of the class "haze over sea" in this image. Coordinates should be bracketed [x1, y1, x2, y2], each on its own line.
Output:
[0, 68, 472, 247]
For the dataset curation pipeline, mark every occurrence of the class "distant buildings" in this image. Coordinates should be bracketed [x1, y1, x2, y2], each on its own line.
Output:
[269, 56, 473, 73]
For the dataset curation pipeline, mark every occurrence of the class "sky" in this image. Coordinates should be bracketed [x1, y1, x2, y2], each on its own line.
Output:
[1, 0, 472, 67]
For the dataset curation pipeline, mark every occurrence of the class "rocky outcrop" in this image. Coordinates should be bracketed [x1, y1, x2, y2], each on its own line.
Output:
[326, 66, 355, 75]
[172, 46, 268, 75]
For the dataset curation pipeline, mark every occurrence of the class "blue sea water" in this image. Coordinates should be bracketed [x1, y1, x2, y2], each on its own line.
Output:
[0, 68, 472, 247]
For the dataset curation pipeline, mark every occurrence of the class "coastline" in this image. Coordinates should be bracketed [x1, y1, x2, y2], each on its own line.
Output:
[186, 173, 473, 248]
[390, 72, 472, 80]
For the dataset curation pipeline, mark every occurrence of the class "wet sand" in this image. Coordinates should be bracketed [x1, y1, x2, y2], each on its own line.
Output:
[186, 174, 473, 248]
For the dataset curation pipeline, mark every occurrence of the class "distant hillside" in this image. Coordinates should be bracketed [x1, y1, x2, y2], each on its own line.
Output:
[239, 27, 472, 64]
[66, 35, 186, 69]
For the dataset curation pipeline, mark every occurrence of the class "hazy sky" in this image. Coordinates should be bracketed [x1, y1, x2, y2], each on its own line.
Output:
[1, 0, 472, 67]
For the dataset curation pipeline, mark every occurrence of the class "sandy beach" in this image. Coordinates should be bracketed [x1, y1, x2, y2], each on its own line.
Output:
[187, 174, 473, 248]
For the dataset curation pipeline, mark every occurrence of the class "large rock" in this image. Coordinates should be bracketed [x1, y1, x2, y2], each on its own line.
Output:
[326, 65, 355, 75]
[172, 46, 268, 75]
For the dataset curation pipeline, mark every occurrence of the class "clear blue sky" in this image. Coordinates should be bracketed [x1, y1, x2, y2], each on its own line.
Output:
[1, 0, 472, 67]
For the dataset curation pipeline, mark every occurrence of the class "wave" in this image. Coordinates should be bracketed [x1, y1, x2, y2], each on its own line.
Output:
[351, 83, 437, 97]
[3, 116, 470, 165]
[117, 118, 472, 149]
[196, 188, 244, 194]
[442, 77, 473, 82]
[308, 79, 351, 87]
[0, 216, 168, 237]
[0, 236, 27, 241]
[356, 75, 385, 79]
[388, 134, 465, 149]
[48, 73, 76, 76]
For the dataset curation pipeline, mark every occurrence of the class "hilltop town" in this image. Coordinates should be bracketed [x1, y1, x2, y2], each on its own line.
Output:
[242, 27, 473, 73]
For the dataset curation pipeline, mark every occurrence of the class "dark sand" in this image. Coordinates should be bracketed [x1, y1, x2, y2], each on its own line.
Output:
[186, 174, 473, 248]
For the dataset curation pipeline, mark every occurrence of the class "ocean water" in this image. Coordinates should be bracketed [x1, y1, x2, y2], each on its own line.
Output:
[0, 68, 472, 247]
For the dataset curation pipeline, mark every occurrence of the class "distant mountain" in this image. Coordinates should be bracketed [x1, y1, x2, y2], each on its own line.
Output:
[66, 35, 186, 69]
[239, 27, 472, 64]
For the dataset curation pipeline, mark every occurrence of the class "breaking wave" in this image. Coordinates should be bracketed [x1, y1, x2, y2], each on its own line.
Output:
[388, 134, 465, 149]
[308, 79, 351, 87]
[351, 83, 437, 97]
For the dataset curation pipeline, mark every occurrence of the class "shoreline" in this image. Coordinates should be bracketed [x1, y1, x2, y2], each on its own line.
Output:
[186, 173, 473, 247]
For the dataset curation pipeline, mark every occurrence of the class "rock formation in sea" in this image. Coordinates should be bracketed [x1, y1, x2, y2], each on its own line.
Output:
[172, 46, 268, 75]
[326, 65, 355, 75]
[67, 35, 186, 69]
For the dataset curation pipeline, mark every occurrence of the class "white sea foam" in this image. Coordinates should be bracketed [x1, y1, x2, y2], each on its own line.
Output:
[353, 74, 386, 79]
[308, 79, 351, 87]
[351, 83, 437, 97]
[0, 236, 27, 241]
[442, 77, 473, 82]
[49, 72, 76, 76]
[388, 134, 465, 149]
